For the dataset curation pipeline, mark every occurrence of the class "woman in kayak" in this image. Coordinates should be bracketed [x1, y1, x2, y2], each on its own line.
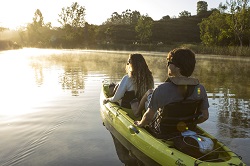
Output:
[134, 48, 209, 131]
[103, 53, 154, 110]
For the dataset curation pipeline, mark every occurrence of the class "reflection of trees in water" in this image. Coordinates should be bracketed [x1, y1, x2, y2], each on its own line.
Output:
[211, 88, 249, 138]
[31, 52, 132, 95]
[195, 58, 250, 99]
[31, 63, 44, 86]
[59, 66, 85, 96]
[194, 58, 250, 138]
[50, 52, 168, 95]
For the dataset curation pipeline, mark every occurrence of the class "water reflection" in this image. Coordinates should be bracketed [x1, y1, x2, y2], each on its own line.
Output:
[195, 58, 250, 99]
[194, 57, 250, 138]
[31, 63, 44, 86]
[111, 134, 143, 166]
[59, 67, 85, 96]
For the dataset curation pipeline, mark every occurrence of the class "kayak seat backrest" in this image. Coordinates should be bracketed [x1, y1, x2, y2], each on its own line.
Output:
[149, 100, 202, 137]
[161, 100, 201, 125]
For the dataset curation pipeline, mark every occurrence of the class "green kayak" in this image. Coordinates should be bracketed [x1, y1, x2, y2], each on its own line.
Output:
[100, 83, 246, 166]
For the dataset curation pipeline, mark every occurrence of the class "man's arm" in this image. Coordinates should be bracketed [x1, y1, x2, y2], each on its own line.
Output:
[134, 108, 155, 127]
[196, 109, 209, 124]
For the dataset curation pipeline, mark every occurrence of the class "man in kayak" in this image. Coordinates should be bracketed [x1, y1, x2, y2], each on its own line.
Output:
[134, 48, 209, 134]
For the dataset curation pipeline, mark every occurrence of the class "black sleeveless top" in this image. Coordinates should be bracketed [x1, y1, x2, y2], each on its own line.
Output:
[121, 90, 137, 109]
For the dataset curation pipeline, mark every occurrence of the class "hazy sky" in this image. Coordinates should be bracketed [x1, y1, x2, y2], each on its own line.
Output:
[0, 0, 227, 29]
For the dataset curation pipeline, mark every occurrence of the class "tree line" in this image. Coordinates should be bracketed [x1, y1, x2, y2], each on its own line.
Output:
[0, 0, 250, 51]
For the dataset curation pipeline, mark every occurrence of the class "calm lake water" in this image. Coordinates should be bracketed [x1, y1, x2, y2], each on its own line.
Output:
[0, 48, 249, 166]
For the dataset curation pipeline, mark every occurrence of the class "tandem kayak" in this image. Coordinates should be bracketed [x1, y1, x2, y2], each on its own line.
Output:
[100, 83, 246, 166]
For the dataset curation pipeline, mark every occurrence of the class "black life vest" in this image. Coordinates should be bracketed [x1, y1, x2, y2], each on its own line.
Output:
[149, 77, 202, 138]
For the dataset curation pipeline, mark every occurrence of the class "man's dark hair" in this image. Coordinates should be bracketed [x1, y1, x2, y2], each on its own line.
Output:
[168, 48, 196, 77]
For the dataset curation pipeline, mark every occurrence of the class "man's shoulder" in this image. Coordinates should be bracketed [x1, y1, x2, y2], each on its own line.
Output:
[196, 83, 206, 89]
[157, 82, 174, 88]
[154, 82, 175, 93]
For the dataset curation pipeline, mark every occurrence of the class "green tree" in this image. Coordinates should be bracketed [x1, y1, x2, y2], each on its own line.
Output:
[27, 9, 52, 47]
[199, 10, 232, 46]
[104, 9, 141, 25]
[33, 9, 44, 27]
[197, 1, 208, 15]
[244, 8, 250, 46]
[83, 22, 98, 48]
[58, 2, 86, 28]
[179, 10, 191, 18]
[199, 0, 250, 46]
[58, 2, 86, 47]
[106, 12, 122, 25]
[160, 15, 171, 21]
[225, 0, 250, 46]
[218, 2, 228, 13]
[135, 15, 153, 43]
[130, 10, 141, 24]
[99, 9, 141, 46]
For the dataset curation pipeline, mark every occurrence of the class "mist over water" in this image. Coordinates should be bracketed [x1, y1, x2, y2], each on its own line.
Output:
[0, 48, 249, 165]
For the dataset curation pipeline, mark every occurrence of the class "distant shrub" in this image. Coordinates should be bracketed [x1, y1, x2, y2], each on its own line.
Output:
[0, 40, 22, 50]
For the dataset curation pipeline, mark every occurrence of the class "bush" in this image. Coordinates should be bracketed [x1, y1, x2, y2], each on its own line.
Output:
[0, 40, 22, 50]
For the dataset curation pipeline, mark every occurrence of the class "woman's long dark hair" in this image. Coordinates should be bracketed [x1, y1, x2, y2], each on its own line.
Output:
[128, 54, 154, 99]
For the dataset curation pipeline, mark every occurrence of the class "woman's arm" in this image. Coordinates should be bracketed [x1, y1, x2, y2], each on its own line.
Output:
[103, 75, 130, 104]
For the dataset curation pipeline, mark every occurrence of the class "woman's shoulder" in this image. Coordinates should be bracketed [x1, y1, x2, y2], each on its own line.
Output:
[120, 74, 133, 83]
[121, 74, 133, 80]
[120, 74, 129, 80]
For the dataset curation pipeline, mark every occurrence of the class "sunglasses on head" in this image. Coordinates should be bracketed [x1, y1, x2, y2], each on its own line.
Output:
[167, 61, 174, 66]
[127, 59, 131, 65]
[167, 56, 175, 66]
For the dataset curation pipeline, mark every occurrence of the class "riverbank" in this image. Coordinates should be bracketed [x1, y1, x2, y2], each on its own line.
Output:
[1, 41, 249, 57]
[60, 43, 250, 57]
[181, 44, 250, 57]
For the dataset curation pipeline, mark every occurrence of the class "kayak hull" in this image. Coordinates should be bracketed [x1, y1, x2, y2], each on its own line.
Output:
[100, 83, 246, 166]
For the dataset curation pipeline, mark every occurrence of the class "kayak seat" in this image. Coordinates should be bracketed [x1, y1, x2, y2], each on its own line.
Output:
[148, 100, 202, 139]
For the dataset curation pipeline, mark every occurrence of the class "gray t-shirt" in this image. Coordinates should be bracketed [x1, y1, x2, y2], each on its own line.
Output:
[148, 82, 209, 112]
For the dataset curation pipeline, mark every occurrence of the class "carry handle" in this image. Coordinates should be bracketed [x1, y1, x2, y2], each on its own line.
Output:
[129, 125, 139, 134]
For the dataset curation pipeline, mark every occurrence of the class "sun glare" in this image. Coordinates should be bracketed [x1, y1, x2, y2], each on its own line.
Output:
[0, 49, 67, 117]
[0, 0, 37, 30]
[0, 52, 34, 116]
